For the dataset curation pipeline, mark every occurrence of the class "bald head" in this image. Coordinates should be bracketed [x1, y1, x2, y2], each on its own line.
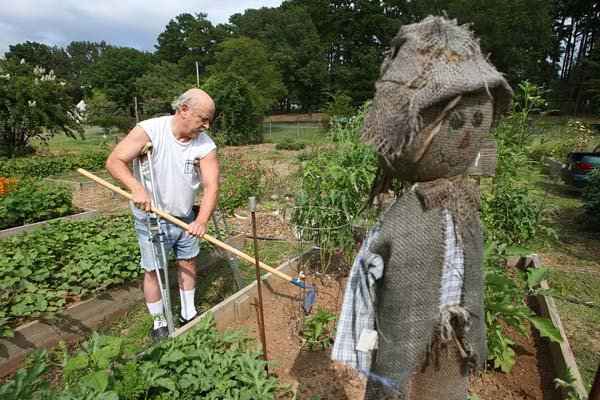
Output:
[172, 88, 215, 115]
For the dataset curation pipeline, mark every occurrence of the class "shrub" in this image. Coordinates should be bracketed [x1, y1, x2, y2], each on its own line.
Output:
[275, 140, 306, 151]
[582, 169, 600, 230]
[219, 155, 265, 214]
[549, 119, 595, 161]
[0, 150, 109, 179]
[481, 179, 554, 245]
[0, 180, 77, 229]
[203, 72, 264, 145]
[483, 82, 556, 245]
[0, 59, 83, 157]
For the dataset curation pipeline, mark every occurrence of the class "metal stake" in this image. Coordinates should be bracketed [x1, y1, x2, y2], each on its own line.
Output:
[249, 196, 268, 372]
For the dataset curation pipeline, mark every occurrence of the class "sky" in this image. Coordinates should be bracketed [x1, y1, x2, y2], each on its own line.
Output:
[0, 0, 284, 57]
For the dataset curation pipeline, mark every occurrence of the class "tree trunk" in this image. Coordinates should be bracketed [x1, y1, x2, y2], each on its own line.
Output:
[560, 20, 571, 81]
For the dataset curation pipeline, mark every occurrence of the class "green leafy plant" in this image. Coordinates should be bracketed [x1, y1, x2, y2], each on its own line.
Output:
[483, 81, 556, 245]
[0, 348, 51, 400]
[554, 367, 585, 400]
[0, 215, 141, 338]
[0, 180, 77, 229]
[483, 242, 562, 373]
[320, 90, 356, 118]
[275, 139, 306, 151]
[219, 155, 266, 215]
[301, 306, 337, 351]
[481, 178, 555, 245]
[1, 315, 283, 399]
[293, 103, 378, 271]
[0, 150, 109, 179]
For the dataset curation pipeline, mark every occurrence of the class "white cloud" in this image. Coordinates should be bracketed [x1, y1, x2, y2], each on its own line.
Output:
[0, 0, 283, 56]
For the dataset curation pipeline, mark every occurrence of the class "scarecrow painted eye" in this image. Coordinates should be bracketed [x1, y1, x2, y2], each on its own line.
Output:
[472, 110, 483, 127]
[449, 111, 465, 130]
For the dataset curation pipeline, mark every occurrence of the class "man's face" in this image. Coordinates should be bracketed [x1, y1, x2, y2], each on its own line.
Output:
[182, 103, 214, 138]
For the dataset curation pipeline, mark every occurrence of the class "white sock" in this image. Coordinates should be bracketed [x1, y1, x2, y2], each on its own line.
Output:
[147, 299, 167, 329]
[180, 289, 197, 320]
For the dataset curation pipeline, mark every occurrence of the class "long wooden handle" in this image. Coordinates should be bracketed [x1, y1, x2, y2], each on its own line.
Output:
[77, 168, 293, 283]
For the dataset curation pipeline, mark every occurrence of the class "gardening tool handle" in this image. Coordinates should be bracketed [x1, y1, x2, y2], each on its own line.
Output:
[77, 168, 293, 283]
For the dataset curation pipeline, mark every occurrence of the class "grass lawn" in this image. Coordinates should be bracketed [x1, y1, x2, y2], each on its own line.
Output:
[532, 171, 600, 390]
[262, 121, 327, 145]
[30, 126, 121, 154]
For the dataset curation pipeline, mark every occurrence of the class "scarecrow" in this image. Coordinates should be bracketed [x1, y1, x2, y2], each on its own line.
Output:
[331, 16, 513, 399]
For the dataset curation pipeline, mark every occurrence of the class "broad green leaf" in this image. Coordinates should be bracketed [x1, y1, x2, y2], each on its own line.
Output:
[80, 370, 109, 393]
[63, 354, 89, 375]
[526, 267, 549, 289]
[529, 316, 563, 344]
[153, 377, 176, 391]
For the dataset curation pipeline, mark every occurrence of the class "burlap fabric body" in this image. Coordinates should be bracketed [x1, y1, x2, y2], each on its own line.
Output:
[364, 187, 485, 400]
[360, 16, 512, 181]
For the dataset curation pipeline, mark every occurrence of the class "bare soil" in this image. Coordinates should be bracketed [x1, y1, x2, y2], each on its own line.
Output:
[226, 212, 298, 240]
[232, 262, 559, 399]
[72, 186, 130, 215]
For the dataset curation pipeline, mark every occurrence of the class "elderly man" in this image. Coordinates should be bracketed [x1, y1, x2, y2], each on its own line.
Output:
[106, 88, 219, 340]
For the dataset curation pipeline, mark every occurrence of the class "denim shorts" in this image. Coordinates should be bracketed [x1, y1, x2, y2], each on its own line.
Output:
[132, 205, 200, 272]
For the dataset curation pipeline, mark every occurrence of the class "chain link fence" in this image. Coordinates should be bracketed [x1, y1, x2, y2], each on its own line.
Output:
[262, 121, 328, 144]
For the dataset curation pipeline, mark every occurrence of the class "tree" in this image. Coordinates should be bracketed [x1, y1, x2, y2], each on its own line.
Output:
[288, 0, 405, 105]
[228, 5, 328, 111]
[582, 40, 600, 112]
[553, 0, 600, 113]
[66, 41, 111, 82]
[135, 61, 189, 117]
[208, 37, 286, 109]
[5, 41, 71, 80]
[80, 47, 154, 112]
[320, 89, 355, 118]
[443, 0, 556, 86]
[155, 13, 229, 81]
[85, 89, 120, 136]
[0, 59, 83, 157]
[203, 72, 264, 145]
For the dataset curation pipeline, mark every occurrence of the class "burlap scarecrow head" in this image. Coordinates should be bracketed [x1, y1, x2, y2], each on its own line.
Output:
[360, 16, 513, 182]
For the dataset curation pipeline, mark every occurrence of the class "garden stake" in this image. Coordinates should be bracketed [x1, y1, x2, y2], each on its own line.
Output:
[249, 197, 268, 372]
[76, 168, 318, 312]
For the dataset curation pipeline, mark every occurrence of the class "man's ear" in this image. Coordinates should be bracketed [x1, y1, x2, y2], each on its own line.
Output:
[180, 103, 190, 116]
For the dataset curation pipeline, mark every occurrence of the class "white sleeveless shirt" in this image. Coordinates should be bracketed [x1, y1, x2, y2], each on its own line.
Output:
[134, 115, 216, 217]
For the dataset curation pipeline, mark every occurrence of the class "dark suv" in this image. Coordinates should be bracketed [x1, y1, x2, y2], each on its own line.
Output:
[560, 145, 600, 188]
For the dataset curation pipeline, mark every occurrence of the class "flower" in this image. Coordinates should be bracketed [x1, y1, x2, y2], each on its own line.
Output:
[0, 177, 19, 198]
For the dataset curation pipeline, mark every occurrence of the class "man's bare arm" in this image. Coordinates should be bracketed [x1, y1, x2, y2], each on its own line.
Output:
[106, 125, 152, 211]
